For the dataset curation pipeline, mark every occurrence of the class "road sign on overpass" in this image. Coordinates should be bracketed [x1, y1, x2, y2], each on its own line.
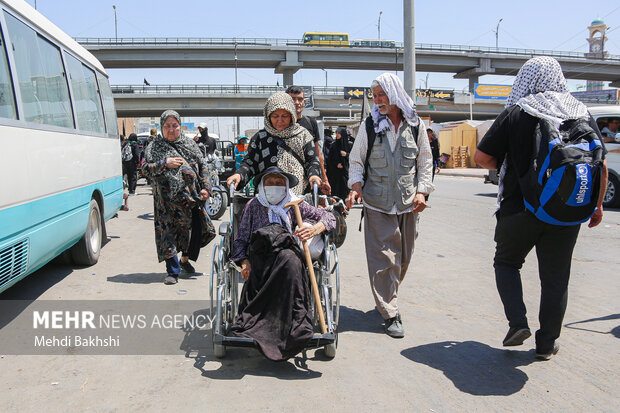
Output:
[474, 83, 512, 100]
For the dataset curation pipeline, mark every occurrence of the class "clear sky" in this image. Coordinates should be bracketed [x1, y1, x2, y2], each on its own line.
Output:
[23, 0, 620, 138]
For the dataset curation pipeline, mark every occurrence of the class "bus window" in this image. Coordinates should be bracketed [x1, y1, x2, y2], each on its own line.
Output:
[0, 28, 16, 119]
[96, 72, 118, 137]
[66, 54, 105, 134]
[4, 11, 72, 128]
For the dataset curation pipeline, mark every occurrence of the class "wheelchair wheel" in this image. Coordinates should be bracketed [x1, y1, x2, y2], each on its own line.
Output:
[214, 342, 226, 358]
[314, 242, 340, 358]
[324, 338, 337, 358]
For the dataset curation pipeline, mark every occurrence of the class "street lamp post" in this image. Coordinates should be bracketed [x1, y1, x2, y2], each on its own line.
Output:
[112, 5, 117, 41]
[495, 18, 503, 49]
[234, 41, 240, 137]
[377, 11, 383, 40]
[403, 0, 415, 99]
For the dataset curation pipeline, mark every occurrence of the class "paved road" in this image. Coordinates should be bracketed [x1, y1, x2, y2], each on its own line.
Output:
[1, 176, 618, 412]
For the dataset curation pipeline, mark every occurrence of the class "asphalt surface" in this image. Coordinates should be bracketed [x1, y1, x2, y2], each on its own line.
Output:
[1, 175, 618, 412]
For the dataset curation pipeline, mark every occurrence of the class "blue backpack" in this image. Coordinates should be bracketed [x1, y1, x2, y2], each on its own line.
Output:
[520, 118, 604, 225]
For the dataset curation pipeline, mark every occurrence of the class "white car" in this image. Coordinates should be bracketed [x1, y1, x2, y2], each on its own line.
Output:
[589, 105, 620, 208]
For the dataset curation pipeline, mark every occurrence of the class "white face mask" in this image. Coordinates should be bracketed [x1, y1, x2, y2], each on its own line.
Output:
[263, 185, 287, 205]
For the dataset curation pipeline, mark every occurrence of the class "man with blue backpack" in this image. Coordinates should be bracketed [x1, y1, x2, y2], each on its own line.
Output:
[475, 56, 608, 360]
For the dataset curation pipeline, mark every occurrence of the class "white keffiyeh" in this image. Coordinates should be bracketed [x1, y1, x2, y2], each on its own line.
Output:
[256, 176, 299, 232]
[506, 56, 588, 127]
[370, 72, 419, 133]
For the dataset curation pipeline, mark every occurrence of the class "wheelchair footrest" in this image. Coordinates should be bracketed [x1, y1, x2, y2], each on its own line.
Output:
[307, 331, 336, 347]
[214, 331, 336, 349]
[214, 333, 257, 348]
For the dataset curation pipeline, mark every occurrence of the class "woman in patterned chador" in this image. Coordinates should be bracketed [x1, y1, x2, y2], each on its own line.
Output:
[142, 110, 215, 285]
[226, 92, 321, 195]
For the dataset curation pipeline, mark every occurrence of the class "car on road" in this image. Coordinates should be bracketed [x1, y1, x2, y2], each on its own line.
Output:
[482, 105, 620, 208]
[589, 105, 620, 208]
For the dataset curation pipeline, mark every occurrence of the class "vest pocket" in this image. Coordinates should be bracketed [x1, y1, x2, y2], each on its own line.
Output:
[365, 176, 384, 197]
[400, 148, 417, 168]
[369, 148, 387, 168]
[398, 174, 415, 204]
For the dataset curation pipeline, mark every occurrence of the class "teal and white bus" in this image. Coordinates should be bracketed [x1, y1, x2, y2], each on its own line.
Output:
[0, 0, 122, 293]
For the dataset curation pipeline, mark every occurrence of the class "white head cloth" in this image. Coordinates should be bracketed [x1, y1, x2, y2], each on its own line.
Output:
[256, 174, 299, 232]
[370, 72, 419, 133]
[506, 56, 588, 127]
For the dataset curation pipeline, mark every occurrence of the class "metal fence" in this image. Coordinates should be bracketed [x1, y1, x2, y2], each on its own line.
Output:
[111, 84, 619, 106]
[75, 37, 620, 61]
[112, 85, 350, 95]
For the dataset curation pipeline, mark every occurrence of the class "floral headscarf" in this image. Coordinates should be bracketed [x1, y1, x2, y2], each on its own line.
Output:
[145, 110, 205, 198]
[263, 92, 304, 139]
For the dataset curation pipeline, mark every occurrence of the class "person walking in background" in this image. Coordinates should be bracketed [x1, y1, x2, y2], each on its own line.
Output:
[326, 126, 353, 200]
[286, 85, 331, 194]
[142, 110, 216, 285]
[323, 128, 334, 162]
[474, 56, 608, 360]
[427, 128, 441, 179]
[346, 73, 434, 338]
[234, 136, 248, 170]
[196, 122, 217, 155]
[122, 133, 139, 195]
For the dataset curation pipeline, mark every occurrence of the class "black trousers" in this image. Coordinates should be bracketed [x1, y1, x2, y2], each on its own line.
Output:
[123, 160, 137, 193]
[493, 211, 580, 352]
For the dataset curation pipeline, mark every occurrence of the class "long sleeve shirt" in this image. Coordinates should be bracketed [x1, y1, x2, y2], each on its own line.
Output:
[231, 199, 336, 263]
[348, 116, 434, 214]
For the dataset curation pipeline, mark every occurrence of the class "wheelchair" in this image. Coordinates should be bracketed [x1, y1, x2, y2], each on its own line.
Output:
[210, 183, 340, 359]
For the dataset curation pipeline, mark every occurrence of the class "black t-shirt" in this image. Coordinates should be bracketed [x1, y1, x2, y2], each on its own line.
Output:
[297, 116, 320, 143]
[477, 105, 606, 217]
[204, 136, 217, 155]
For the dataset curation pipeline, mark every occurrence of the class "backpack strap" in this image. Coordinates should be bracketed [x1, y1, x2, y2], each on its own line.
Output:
[363, 116, 377, 184]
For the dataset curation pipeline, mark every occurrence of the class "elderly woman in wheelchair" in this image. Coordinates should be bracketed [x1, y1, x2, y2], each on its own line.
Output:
[215, 166, 334, 361]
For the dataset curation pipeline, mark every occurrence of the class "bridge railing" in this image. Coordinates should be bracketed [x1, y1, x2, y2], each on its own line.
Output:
[111, 84, 619, 105]
[111, 85, 348, 95]
[75, 37, 620, 60]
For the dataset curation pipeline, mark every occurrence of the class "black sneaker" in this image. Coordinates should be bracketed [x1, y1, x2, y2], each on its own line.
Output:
[384, 314, 405, 338]
[164, 274, 178, 285]
[180, 261, 195, 274]
[502, 327, 531, 347]
[536, 342, 560, 360]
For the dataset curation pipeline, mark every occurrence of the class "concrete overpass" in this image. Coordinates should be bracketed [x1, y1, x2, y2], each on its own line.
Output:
[78, 37, 620, 89]
[112, 84, 504, 122]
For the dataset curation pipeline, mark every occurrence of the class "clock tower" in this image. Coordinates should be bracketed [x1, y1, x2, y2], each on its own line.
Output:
[585, 18, 608, 90]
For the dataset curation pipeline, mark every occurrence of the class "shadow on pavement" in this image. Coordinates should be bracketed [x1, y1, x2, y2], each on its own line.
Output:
[401, 341, 535, 396]
[179, 310, 323, 380]
[0, 261, 75, 327]
[106, 271, 205, 284]
[475, 193, 498, 198]
[565, 313, 620, 339]
[338, 305, 384, 334]
[137, 213, 154, 221]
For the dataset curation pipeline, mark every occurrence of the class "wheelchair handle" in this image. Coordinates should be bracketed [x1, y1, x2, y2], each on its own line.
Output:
[312, 182, 319, 208]
[229, 182, 236, 225]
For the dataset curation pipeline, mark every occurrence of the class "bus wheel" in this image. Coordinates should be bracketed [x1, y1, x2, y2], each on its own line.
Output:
[72, 199, 102, 265]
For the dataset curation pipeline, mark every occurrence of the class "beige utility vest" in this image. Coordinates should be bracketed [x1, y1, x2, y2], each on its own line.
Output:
[363, 124, 419, 213]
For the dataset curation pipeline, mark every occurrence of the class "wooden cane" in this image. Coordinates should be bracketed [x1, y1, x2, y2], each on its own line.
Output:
[284, 198, 327, 334]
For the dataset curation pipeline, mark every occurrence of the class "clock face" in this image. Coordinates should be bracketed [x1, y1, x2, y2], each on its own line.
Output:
[591, 43, 601, 52]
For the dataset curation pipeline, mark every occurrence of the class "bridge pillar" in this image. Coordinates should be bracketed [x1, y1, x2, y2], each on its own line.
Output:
[468, 76, 479, 93]
[282, 71, 295, 87]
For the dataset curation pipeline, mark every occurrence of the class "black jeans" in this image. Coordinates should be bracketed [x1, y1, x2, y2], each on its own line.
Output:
[123, 160, 137, 193]
[493, 211, 580, 352]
